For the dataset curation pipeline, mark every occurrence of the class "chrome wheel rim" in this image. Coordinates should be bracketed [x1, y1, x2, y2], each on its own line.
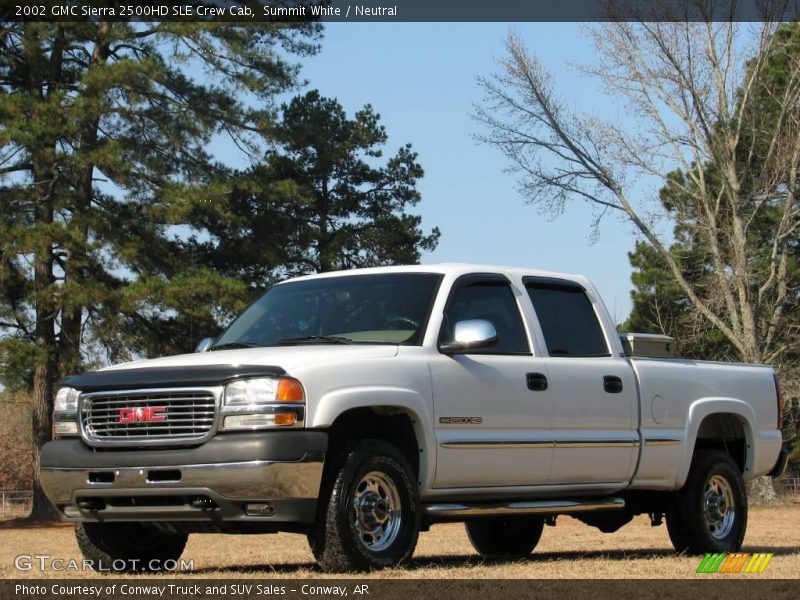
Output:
[704, 474, 736, 540]
[352, 470, 402, 552]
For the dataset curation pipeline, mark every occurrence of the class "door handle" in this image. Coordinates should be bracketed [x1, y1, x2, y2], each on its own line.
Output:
[603, 375, 623, 393]
[526, 372, 548, 392]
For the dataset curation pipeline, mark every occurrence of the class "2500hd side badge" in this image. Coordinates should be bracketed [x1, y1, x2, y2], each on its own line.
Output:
[439, 417, 483, 424]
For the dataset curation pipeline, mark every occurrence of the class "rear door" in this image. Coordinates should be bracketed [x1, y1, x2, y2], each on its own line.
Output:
[523, 277, 638, 486]
[430, 274, 553, 488]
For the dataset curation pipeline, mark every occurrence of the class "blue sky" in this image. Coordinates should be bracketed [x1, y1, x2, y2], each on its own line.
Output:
[219, 23, 648, 322]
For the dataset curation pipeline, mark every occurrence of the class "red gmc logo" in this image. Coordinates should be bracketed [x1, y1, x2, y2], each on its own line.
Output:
[118, 407, 166, 423]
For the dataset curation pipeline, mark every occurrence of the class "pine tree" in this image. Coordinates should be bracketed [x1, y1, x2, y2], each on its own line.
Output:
[192, 90, 440, 285]
[0, 21, 320, 519]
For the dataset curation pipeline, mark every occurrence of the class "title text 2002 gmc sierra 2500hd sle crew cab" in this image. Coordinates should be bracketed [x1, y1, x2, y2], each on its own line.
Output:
[41, 264, 788, 572]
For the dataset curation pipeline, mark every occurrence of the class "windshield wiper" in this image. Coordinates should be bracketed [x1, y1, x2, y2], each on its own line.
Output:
[277, 335, 354, 346]
[208, 342, 264, 351]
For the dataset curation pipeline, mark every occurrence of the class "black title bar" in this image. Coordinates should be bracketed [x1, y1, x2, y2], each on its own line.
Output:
[3, 0, 800, 23]
[5, 579, 800, 600]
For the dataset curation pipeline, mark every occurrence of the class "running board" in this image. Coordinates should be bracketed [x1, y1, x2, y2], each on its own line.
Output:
[423, 497, 625, 520]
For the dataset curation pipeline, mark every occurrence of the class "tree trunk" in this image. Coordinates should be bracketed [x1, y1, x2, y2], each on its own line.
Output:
[28, 188, 59, 522]
[29, 361, 57, 521]
[747, 476, 782, 506]
[59, 25, 110, 378]
[24, 23, 60, 522]
[316, 178, 331, 272]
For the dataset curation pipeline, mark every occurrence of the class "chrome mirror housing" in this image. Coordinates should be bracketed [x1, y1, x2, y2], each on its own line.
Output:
[439, 319, 498, 354]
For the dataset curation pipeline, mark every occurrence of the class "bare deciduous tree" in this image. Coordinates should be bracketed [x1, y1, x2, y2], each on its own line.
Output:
[476, 15, 800, 368]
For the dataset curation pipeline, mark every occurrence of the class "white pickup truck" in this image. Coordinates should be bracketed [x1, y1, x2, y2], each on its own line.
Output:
[41, 264, 788, 572]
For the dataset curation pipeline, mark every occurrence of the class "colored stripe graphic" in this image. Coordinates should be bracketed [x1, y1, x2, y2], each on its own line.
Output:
[719, 554, 736, 573]
[697, 553, 773, 574]
[753, 553, 773, 573]
[710, 553, 726, 573]
[696, 554, 714, 573]
[732, 553, 749, 573]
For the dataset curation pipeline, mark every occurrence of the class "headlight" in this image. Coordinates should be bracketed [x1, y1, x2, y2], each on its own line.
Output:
[53, 387, 80, 437]
[223, 377, 305, 407]
[54, 387, 79, 412]
[221, 377, 305, 431]
[224, 378, 279, 406]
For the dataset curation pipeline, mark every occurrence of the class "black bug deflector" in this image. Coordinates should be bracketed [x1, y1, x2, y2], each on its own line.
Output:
[63, 364, 286, 392]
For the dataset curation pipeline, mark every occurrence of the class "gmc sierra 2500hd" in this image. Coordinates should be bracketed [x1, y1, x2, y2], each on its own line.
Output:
[41, 264, 788, 572]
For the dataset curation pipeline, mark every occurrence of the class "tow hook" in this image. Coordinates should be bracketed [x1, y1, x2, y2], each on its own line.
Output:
[649, 512, 663, 527]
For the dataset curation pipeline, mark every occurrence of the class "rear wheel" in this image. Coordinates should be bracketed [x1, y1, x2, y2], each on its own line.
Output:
[666, 450, 747, 554]
[465, 516, 544, 557]
[75, 522, 188, 572]
[308, 440, 420, 572]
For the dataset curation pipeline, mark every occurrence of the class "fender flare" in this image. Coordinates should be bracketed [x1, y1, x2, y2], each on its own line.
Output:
[675, 398, 757, 488]
[310, 386, 435, 490]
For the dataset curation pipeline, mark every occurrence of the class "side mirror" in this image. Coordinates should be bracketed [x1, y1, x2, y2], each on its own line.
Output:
[439, 319, 498, 354]
[195, 337, 214, 353]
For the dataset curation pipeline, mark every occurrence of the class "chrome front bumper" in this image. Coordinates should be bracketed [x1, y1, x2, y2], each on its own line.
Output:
[40, 432, 326, 524]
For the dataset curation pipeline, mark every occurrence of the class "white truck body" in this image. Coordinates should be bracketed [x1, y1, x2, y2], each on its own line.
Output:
[41, 263, 787, 572]
[97, 263, 782, 496]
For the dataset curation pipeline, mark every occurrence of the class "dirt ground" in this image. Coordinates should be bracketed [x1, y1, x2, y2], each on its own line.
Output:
[1, 506, 798, 579]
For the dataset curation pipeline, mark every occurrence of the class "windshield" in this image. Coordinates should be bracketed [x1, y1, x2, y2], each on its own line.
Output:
[212, 273, 443, 348]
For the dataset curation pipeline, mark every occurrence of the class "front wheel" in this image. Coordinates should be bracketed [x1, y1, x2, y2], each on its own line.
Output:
[666, 450, 747, 554]
[308, 440, 420, 572]
[75, 522, 188, 572]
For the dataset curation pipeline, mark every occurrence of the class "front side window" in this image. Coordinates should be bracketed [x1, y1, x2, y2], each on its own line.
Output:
[213, 273, 442, 348]
[441, 279, 530, 354]
[525, 279, 610, 357]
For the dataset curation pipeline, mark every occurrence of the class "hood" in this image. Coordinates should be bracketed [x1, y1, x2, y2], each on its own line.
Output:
[101, 344, 399, 374]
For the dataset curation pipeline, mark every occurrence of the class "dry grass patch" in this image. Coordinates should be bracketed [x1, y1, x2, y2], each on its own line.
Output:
[1, 506, 798, 579]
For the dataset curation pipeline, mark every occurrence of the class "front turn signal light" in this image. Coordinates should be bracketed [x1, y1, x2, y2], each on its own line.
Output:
[223, 412, 298, 429]
[277, 377, 305, 403]
[273, 412, 298, 426]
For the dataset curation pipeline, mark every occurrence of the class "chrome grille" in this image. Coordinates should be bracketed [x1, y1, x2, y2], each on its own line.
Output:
[81, 388, 218, 446]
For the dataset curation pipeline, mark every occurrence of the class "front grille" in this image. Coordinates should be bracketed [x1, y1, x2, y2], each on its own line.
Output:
[81, 389, 217, 446]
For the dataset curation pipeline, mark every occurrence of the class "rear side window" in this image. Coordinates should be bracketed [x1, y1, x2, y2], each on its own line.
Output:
[525, 280, 609, 357]
[442, 280, 530, 354]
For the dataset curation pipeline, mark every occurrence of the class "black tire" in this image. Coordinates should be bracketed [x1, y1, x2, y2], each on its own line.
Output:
[75, 522, 188, 572]
[666, 450, 747, 555]
[308, 440, 420, 572]
[465, 516, 544, 557]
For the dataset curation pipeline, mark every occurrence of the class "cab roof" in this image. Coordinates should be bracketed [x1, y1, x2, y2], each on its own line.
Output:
[281, 263, 592, 289]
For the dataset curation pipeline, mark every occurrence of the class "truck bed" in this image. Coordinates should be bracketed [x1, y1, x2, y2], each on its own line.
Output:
[629, 357, 782, 489]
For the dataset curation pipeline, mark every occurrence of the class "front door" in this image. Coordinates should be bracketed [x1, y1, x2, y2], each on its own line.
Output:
[431, 274, 553, 488]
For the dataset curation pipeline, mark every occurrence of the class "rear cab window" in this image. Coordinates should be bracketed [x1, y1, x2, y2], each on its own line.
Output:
[523, 277, 610, 357]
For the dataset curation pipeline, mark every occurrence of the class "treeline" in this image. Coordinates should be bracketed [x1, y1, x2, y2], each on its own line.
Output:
[622, 24, 800, 473]
[0, 392, 32, 491]
[475, 15, 800, 492]
[0, 22, 438, 517]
